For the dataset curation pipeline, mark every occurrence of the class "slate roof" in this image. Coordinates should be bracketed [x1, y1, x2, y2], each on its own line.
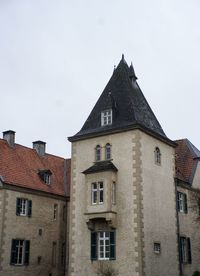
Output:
[82, 160, 118, 174]
[0, 138, 70, 197]
[69, 56, 174, 146]
[175, 139, 200, 184]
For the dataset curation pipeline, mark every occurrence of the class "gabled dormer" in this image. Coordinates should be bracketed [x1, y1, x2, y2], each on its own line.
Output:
[38, 169, 52, 185]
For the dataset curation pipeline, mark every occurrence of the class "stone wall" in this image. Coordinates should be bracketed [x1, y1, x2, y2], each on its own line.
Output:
[0, 187, 67, 276]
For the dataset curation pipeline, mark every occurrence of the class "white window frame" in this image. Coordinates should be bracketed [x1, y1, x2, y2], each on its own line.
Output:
[20, 199, 28, 216]
[105, 143, 111, 160]
[44, 174, 51, 185]
[95, 145, 101, 161]
[92, 183, 98, 205]
[180, 237, 187, 263]
[101, 109, 112, 126]
[91, 182, 104, 205]
[15, 240, 24, 265]
[98, 232, 110, 260]
[178, 192, 187, 213]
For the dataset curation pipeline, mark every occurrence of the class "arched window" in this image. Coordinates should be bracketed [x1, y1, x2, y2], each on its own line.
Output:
[154, 147, 161, 165]
[105, 143, 111, 160]
[95, 145, 101, 161]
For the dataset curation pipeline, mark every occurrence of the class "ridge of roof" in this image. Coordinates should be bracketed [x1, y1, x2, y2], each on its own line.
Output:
[69, 56, 172, 145]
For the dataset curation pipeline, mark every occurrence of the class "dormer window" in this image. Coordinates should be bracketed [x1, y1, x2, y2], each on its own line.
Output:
[101, 109, 112, 126]
[154, 147, 161, 165]
[105, 143, 111, 160]
[95, 145, 101, 161]
[38, 169, 52, 185]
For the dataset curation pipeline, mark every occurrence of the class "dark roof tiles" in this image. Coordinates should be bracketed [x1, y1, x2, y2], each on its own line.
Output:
[69, 57, 171, 144]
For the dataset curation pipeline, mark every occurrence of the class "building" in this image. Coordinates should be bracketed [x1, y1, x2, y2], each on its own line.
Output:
[0, 130, 70, 276]
[68, 55, 180, 276]
[1, 56, 200, 276]
[175, 139, 200, 276]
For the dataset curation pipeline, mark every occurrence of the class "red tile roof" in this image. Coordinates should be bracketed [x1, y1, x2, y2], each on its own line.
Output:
[0, 138, 70, 197]
[175, 139, 200, 184]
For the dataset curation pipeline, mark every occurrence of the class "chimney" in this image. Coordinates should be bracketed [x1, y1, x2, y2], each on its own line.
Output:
[33, 140, 46, 156]
[3, 130, 15, 147]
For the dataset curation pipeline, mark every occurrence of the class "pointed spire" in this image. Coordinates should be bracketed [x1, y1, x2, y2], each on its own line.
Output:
[129, 62, 137, 81]
[122, 53, 124, 61]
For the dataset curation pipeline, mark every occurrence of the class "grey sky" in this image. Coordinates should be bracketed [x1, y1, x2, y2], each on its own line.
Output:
[1, 0, 200, 158]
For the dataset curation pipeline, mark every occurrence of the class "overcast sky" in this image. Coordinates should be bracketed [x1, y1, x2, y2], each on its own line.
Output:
[1, 0, 200, 158]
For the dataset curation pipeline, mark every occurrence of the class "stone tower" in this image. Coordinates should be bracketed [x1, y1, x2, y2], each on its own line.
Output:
[68, 56, 179, 276]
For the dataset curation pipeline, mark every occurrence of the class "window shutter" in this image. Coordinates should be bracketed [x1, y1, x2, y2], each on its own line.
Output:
[91, 232, 97, 260]
[110, 231, 116, 260]
[24, 240, 30, 265]
[179, 237, 183, 263]
[16, 198, 21, 216]
[177, 192, 180, 212]
[184, 194, 188, 214]
[28, 200, 32, 217]
[187, 238, 192, 264]
[10, 239, 17, 265]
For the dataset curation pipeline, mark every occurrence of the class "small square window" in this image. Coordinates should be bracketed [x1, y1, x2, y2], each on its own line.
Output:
[154, 242, 161, 254]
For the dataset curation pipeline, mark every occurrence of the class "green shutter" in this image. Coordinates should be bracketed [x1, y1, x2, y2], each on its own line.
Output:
[187, 238, 192, 264]
[24, 240, 30, 265]
[110, 231, 116, 260]
[10, 239, 17, 265]
[184, 194, 188, 214]
[16, 198, 21, 216]
[28, 200, 32, 217]
[91, 232, 97, 260]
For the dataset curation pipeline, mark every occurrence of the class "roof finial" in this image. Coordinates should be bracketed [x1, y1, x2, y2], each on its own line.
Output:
[122, 53, 124, 61]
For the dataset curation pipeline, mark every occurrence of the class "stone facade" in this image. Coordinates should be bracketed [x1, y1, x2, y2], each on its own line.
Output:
[0, 185, 67, 276]
[68, 130, 179, 276]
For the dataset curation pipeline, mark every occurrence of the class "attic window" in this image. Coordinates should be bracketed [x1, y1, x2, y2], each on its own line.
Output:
[38, 170, 52, 185]
[101, 109, 112, 126]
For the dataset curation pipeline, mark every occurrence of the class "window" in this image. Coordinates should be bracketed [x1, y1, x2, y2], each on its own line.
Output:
[53, 204, 58, 220]
[91, 182, 104, 205]
[154, 242, 161, 254]
[105, 143, 111, 160]
[112, 182, 116, 204]
[37, 256, 42, 265]
[101, 109, 112, 126]
[38, 169, 52, 185]
[91, 231, 115, 261]
[61, 242, 65, 266]
[44, 173, 51, 185]
[180, 237, 192, 264]
[95, 145, 101, 161]
[10, 239, 30, 265]
[177, 192, 188, 213]
[154, 147, 161, 165]
[52, 242, 57, 267]
[16, 198, 32, 217]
